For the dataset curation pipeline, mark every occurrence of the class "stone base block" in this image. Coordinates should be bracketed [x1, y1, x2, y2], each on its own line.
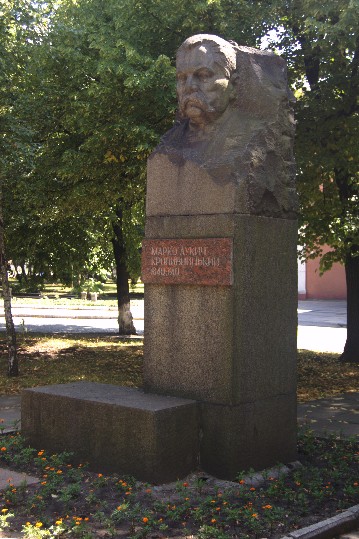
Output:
[200, 394, 297, 480]
[21, 382, 199, 484]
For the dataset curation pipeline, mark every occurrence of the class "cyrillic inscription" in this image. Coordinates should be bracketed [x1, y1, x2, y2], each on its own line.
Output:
[141, 238, 232, 286]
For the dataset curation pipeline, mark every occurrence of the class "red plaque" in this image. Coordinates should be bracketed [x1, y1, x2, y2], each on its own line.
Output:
[141, 238, 233, 286]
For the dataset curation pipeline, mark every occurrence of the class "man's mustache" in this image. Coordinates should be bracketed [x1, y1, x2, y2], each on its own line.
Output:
[180, 93, 215, 113]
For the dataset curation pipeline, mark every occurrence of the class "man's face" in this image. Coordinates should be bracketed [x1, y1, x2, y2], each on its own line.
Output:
[176, 44, 234, 127]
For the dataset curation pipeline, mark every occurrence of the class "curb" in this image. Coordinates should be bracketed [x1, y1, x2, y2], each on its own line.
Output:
[282, 504, 359, 539]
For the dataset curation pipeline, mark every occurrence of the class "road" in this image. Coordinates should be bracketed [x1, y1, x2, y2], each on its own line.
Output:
[0, 299, 348, 353]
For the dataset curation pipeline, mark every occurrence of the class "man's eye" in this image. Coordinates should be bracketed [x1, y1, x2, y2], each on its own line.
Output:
[197, 70, 212, 81]
[176, 74, 186, 83]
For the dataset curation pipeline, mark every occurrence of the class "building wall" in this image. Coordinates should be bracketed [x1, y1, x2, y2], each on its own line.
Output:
[299, 245, 347, 300]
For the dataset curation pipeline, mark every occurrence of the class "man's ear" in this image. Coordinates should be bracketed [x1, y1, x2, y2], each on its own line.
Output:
[228, 72, 239, 100]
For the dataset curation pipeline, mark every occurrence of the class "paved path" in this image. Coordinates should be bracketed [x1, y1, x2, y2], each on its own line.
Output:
[297, 300, 347, 353]
[0, 302, 144, 335]
[0, 299, 349, 353]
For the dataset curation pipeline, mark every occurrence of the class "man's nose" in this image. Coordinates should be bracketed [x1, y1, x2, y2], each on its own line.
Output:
[184, 74, 199, 92]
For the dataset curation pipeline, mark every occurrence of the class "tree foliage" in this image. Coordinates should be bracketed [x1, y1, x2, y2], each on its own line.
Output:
[3, 0, 359, 354]
[9, 0, 268, 332]
[265, 0, 359, 360]
[263, 1, 359, 267]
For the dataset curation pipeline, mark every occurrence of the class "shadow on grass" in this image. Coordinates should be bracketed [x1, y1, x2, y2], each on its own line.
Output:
[1, 337, 359, 402]
[0, 334, 143, 394]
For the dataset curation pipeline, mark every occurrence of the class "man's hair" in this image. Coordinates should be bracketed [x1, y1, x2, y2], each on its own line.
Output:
[177, 34, 237, 78]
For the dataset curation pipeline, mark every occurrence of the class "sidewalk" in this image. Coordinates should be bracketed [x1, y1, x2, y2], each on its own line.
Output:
[1, 299, 349, 352]
[297, 299, 347, 353]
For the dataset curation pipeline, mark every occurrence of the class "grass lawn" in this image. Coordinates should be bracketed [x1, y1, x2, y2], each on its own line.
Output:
[0, 334, 358, 401]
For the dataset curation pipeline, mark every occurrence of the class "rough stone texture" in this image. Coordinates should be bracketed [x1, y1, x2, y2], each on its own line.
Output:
[144, 214, 297, 406]
[21, 382, 199, 484]
[199, 394, 297, 480]
[147, 38, 297, 220]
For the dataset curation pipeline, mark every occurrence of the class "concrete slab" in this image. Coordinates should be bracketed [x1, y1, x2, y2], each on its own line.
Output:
[298, 393, 359, 438]
[0, 468, 38, 490]
[0, 396, 21, 433]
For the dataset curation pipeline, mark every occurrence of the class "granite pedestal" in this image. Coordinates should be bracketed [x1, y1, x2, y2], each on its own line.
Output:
[21, 382, 199, 484]
[143, 214, 298, 478]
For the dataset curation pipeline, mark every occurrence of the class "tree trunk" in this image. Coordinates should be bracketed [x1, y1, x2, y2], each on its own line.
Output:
[0, 194, 19, 376]
[340, 253, 359, 362]
[112, 207, 136, 336]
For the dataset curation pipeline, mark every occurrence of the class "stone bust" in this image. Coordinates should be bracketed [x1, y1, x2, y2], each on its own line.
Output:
[147, 34, 297, 219]
[176, 35, 238, 132]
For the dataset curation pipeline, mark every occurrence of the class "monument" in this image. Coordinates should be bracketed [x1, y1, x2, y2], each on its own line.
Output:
[142, 34, 298, 478]
[21, 34, 298, 483]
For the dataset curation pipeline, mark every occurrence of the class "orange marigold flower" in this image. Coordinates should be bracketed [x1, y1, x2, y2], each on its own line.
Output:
[56, 470, 63, 475]
[145, 488, 152, 494]
[216, 507, 221, 511]
[142, 517, 149, 524]
[239, 479, 245, 484]
[98, 473, 103, 478]
[84, 518, 89, 522]
[354, 482, 359, 486]
[263, 504, 272, 510]
[0, 447, 6, 452]
[55, 520, 63, 525]
[182, 482, 189, 487]
[211, 518, 217, 523]
[251, 513, 258, 518]
[1, 509, 8, 513]
[249, 487, 256, 491]
[35, 522, 43, 528]
[41, 482, 47, 486]
[37, 451, 44, 456]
